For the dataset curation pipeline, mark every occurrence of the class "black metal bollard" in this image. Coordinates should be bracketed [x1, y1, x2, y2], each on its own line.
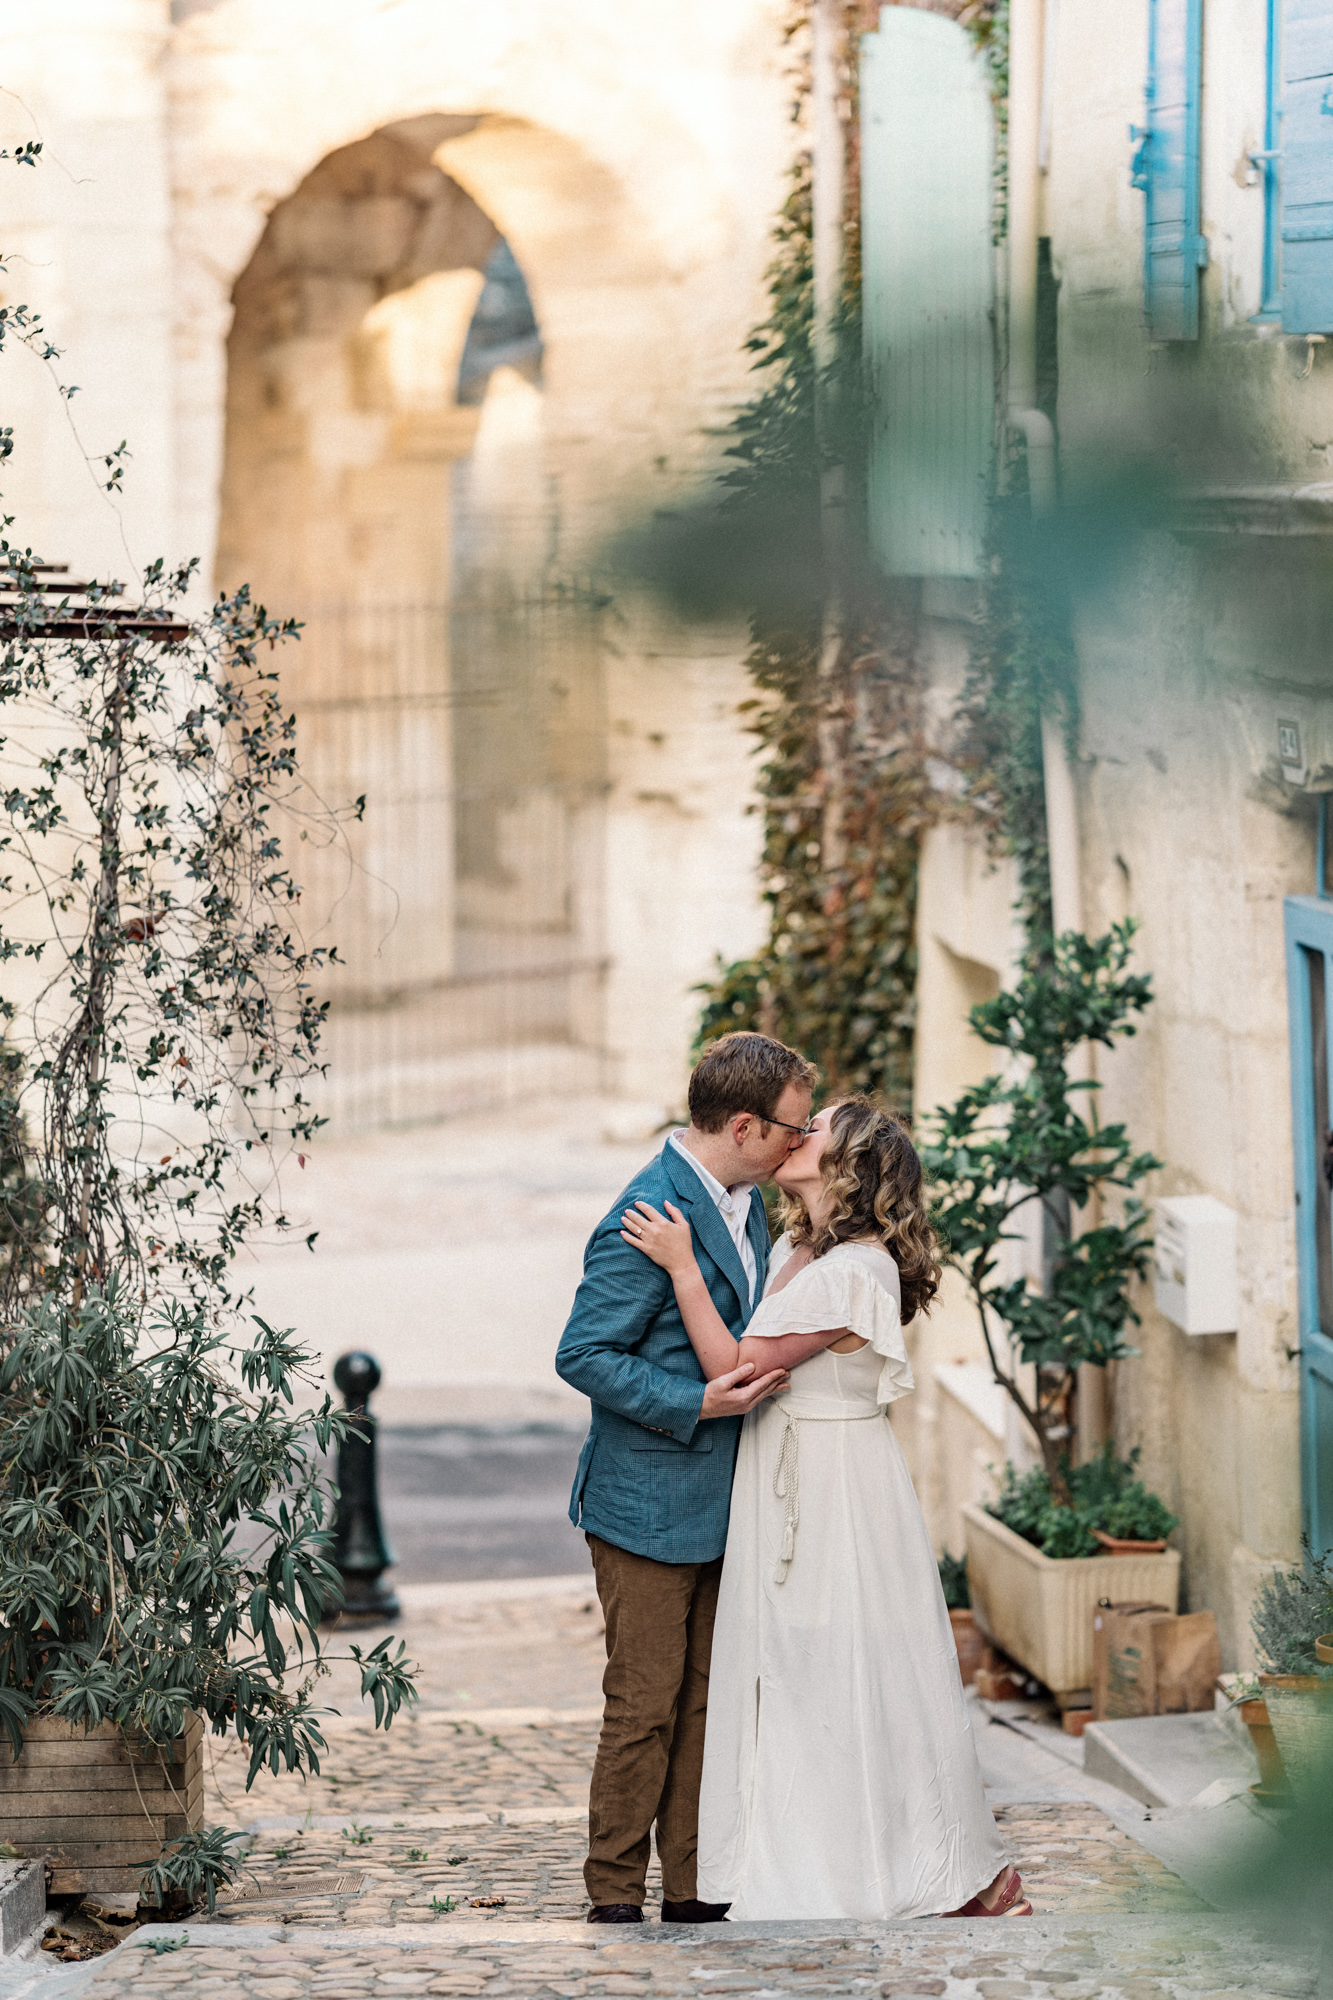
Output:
[326, 1350, 400, 1623]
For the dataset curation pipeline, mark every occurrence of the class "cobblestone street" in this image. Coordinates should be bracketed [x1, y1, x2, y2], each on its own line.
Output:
[1, 1577, 1307, 2000]
[69, 1912, 1322, 2000]
[201, 1717, 1204, 1933]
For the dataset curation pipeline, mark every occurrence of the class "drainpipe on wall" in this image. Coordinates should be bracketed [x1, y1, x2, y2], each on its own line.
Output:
[1009, 0, 1107, 1459]
[1009, 0, 1076, 929]
[1007, 0, 1058, 520]
[812, 0, 848, 870]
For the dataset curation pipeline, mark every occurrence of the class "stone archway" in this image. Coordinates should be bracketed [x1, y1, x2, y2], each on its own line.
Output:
[217, 117, 607, 1125]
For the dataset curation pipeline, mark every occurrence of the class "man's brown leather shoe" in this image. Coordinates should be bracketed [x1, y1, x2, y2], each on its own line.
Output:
[660, 1899, 730, 1924]
[586, 1904, 643, 1924]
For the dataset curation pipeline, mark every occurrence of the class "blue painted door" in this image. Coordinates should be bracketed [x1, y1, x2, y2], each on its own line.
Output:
[1284, 894, 1333, 1559]
[1281, 0, 1333, 331]
[1133, 0, 1206, 339]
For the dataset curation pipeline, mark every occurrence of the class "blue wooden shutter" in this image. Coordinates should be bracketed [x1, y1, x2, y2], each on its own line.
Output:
[1285, 893, 1333, 1561]
[860, 7, 993, 578]
[1281, 0, 1333, 332]
[1132, 0, 1206, 339]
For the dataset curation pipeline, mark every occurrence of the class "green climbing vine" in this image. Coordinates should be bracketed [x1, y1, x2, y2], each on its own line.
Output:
[696, 5, 935, 1110]
[951, 0, 1079, 943]
[696, 0, 1067, 1098]
[952, 500, 1080, 937]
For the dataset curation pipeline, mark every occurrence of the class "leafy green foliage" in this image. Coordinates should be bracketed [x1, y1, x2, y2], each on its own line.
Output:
[938, 1550, 970, 1611]
[0, 1280, 416, 1908]
[0, 1041, 48, 1294]
[921, 924, 1159, 1497]
[990, 1447, 1177, 1558]
[0, 1286, 416, 1775]
[0, 134, 414, 1919]
[0, 550, 357, 1313]
[693, 51, 933, 1107]
[1251, 1543, 1333, 1678]
[960, 1, 1010, 242]
[952, 499, 1080, 937]
[140, 1829, 249, 1915]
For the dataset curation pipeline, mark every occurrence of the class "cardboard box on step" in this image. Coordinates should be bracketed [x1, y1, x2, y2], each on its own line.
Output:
[1092, 1602, 1222, 1720]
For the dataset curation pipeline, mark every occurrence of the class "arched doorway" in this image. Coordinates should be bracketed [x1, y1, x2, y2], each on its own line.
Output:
[217, 117, 607, 1126]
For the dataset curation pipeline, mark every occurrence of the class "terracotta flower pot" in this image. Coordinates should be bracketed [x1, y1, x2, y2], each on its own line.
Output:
[949, 1607, 989, 1687]
[1316, 1634, 1333, 1665]
[1091, 1530, 1168, 1555]
[1237, 1695, 1289, 1796]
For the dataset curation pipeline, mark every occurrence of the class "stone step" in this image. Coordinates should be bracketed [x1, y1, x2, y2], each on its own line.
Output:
[1081, 1711, 1258, 1809]
[53, 1910, 1319, 2000]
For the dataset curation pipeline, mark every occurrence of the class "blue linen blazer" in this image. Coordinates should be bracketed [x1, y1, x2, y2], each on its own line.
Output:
[556, 1140, 772, 1565]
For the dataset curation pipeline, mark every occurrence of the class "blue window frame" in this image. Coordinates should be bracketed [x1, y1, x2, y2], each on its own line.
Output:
[1257, 0, 1283, 316]
[1131, 0, 1207, 340]
[1284, 892, 1333, 1561]
[1262, 0, 1333, 331]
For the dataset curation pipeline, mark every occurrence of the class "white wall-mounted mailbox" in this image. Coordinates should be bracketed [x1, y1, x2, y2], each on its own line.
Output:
[1153, 1195, 1238, 1335]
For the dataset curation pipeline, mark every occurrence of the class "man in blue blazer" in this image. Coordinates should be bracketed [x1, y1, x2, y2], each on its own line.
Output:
[556, 1032, 817, 1926]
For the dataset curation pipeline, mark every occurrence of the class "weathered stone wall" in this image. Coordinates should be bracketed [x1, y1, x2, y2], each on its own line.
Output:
[911, 0, 1316, 1660]
[0, 0, 787, 1112]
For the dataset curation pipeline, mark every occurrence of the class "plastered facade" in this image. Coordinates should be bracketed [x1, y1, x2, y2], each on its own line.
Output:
[911, 0, 1326, 1665]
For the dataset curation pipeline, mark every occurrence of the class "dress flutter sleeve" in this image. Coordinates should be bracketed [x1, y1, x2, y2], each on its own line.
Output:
[745, 1248, 914, 1406]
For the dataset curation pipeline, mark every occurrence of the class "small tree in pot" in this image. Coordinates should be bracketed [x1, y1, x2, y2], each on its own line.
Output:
[919, 925, 1177, 1701]
[920, 922, 1161, 1508]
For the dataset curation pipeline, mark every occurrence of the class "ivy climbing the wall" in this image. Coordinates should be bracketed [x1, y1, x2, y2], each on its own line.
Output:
[953, 496, 1080, 938]
[695, 7, 934, 1110]
[696, 0, 1061, 1102]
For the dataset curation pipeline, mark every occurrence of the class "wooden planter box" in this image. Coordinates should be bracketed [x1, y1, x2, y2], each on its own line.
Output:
[962, 1501, 1182, 1701]
[0, 1714, 203, 1896]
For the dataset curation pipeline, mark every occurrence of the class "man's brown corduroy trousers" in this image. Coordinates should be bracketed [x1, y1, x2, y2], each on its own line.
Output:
[584, 1533, 723, 1909]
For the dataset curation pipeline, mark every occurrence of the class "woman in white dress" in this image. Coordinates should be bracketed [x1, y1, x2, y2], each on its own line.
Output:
[620, 1097, 1029, 1923]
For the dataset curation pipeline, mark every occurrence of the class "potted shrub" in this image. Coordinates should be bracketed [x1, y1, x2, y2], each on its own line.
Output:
[0, 133, 415, 1909]
[958, 1452, 1180, 1701]
[0, 1287, 414, 1906]
[1250, 1548, 1333, 1795]
[922, 927, 1180, 1699]
[0, 413, 411, 1907]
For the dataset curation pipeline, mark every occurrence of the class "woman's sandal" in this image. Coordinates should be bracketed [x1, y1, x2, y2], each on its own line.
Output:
[944, 1868, 1033, 1918]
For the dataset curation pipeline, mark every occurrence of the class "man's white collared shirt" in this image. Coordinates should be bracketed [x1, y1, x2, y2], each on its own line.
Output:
[669, 1131, 757, 1306]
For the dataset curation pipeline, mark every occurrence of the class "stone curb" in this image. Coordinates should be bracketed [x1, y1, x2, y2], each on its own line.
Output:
[117, 1910, 1265, 1949]
[374, 1577, 596, 1612]
[0, 1861, 44, 1956]
[318, 1707, 602, 1733]
[240, 1807, 589, 1832]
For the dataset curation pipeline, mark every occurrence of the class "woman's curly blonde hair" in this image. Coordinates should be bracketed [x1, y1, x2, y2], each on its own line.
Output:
[780, 1096, 942, 1323]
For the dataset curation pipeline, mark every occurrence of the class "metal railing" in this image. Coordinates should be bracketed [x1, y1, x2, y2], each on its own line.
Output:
[284, 593, 609, 1129]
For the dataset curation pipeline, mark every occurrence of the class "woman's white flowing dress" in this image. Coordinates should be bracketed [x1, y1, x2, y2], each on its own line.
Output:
[696, 1237, 1007, 1921]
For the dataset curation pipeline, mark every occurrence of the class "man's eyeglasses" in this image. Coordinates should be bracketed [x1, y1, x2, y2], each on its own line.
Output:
[749, 1112, 815, 1138]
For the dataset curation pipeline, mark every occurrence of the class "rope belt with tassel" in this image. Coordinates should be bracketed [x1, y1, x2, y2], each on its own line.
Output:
[772, 1406, 884, 1583]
